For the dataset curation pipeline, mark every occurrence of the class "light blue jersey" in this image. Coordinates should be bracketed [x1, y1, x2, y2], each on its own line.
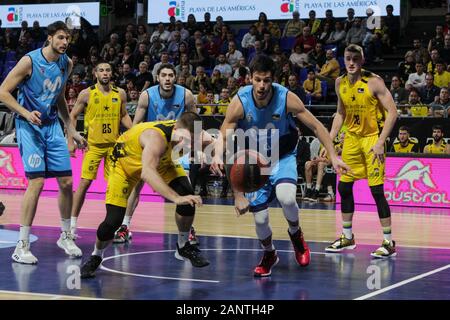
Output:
[145, 84, 186, 121]
[236, 83, 299, 212]
[17, 48, 70, 122]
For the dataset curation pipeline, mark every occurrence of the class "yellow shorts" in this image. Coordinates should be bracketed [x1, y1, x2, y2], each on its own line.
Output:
[340, 132, 385, 186]
[105, 160, 186, 208]
[81, 144, 114, 181]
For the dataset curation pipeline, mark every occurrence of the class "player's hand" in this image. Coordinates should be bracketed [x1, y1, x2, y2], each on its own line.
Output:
[369, 143, 385, 165]
[72, 131, 87, 150]
[175, 195, 202, 207]
[68, 141, 77, 157]
[319, 147, 328, 159]
[26, 110, 42, 126]
[234, 194, 249, 216]
[331, 157, 351, 175]
[210, 155, 224, 177]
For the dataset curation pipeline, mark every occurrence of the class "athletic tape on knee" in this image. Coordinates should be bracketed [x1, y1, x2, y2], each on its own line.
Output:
[370, 184, 391, 219]
[338, 181, 354, 213]
[275, 183, 299, 222]
[253, 209, 272, 240]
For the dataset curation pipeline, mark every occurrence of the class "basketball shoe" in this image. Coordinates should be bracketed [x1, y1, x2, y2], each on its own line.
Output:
[188, 226, 199, 245]
[254, 250, 279, 277]
[80, 255, 103, 278]
[12, 240, 38, 264]
[371, 240, 397, 258]
[113, 225, 132, 243]
[325, 234, 356, 252]
[288, 229, 311, 266]
[57, 231, 82, 257]
[175, 242, 210, 267]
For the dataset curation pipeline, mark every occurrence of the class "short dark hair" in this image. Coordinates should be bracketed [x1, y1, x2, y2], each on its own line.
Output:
[47, 21, 69, 36]
[157, 63, 176, 76]
[249, 54, 276, 77]
[432, 125, 443, 132]
[94, 60, 111, 69]
[177, 111, 202, 133]
[399, 126, 410, 133]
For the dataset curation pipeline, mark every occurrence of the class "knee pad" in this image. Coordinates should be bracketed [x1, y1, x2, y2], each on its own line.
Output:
[338, 181, 354, 213]
[370, 184, 391, 219]
[170, 176, 196, 217]
[275, 183, 299, 222]
[253, 209, 272, 240]
[97, 204, 126, 241]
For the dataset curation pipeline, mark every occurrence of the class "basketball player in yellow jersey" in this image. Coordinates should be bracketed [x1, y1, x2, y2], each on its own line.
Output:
[80, 112, 213, 278]
[68, 61, 132, 242]
[323, 44, 398, 258]
[423, 125, 450, 154]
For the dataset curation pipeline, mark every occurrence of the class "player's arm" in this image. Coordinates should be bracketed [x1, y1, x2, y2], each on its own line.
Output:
[423, 145, 430, 153]
[210, 95, 243, 175]
[287, 91, 350, 174]
[68, 88, 89, 155]
[184, 89, 197, 113]
[329, 77, 345, 140]
[446, 143, 450, 154]
[119, 88, 133, 129]
[132, 90, 149, 125]
[369, 76, 398, 163]
[0, 56, 41, 125]
[140, 129, 201, 206]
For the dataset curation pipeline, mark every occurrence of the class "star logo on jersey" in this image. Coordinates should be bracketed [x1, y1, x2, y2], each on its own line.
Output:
[351, 95, 356, 101]
[358, 88, 365, 93]
[104, 106, 109, 111]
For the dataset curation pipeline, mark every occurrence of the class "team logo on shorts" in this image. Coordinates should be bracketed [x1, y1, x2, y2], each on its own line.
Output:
[28, 154, 42, 169]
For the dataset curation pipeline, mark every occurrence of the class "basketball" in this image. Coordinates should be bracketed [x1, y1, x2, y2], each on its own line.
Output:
[228, 150, 269, 193]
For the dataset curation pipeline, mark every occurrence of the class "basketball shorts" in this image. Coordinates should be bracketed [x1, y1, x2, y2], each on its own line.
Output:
[15, 117, 71, 179]
[105, 159, 186, 208]
[81, 144, 114, 181]
[245, 152, 298, 212]
[340, 132, 385, 186]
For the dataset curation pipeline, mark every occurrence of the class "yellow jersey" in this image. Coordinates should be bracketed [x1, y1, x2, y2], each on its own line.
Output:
[425, 140, 448, 154]
[339, 70, 385, 137]
[84, 84, 122, 146]
[410, 104, 429, 117]
[391, 138, 419, 153]
[110, 120, 179, 179]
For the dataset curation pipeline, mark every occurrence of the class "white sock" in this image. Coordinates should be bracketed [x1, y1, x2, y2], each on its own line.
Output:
[70, 217, 78, 232]
[384, 233, 392, 243]
[178, 231, 190, 248]
[19, 225, 31, 242]
[262, 242, 275, 252]
[122, 215, 132, 227]
[61, 218, 71, 233]
[92, 245, 105, 258]
[306, 183, 312, 189]
[315, 184, 321, 191]
[327, 186, 334, 195]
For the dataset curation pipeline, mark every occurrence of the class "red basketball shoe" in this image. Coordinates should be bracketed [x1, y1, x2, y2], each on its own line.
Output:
[289, 229, 311, 267]
[253, 250, 279, 277]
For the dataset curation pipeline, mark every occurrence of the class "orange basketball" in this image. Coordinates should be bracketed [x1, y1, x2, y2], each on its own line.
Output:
[229, 150, 269, 193]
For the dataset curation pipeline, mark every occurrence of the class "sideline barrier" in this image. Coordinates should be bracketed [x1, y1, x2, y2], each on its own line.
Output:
[336, 154, 450, 208]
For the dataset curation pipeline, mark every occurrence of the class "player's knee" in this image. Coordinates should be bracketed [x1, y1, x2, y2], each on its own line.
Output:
[28, 177, 45, 191]
[58, 177, 73, 192]
[370, 184, 391, 219]
[275, 183, 298, 208]
[338, 181, 353, 198]
[253, 209, 269, 226]
[97, 204, 126, 241]
[176, 204, 195, 217]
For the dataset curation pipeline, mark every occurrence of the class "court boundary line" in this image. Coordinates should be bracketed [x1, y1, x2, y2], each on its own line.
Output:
[354, 264, 450, 300]
[0, 289, 106, 300]
[4, 223, 450, 250]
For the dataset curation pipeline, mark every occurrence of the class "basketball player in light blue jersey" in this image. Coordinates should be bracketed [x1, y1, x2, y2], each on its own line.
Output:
[0, 21, 87, 264]
[212, 55, 349, 277]
[113, 63, 196, 243]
